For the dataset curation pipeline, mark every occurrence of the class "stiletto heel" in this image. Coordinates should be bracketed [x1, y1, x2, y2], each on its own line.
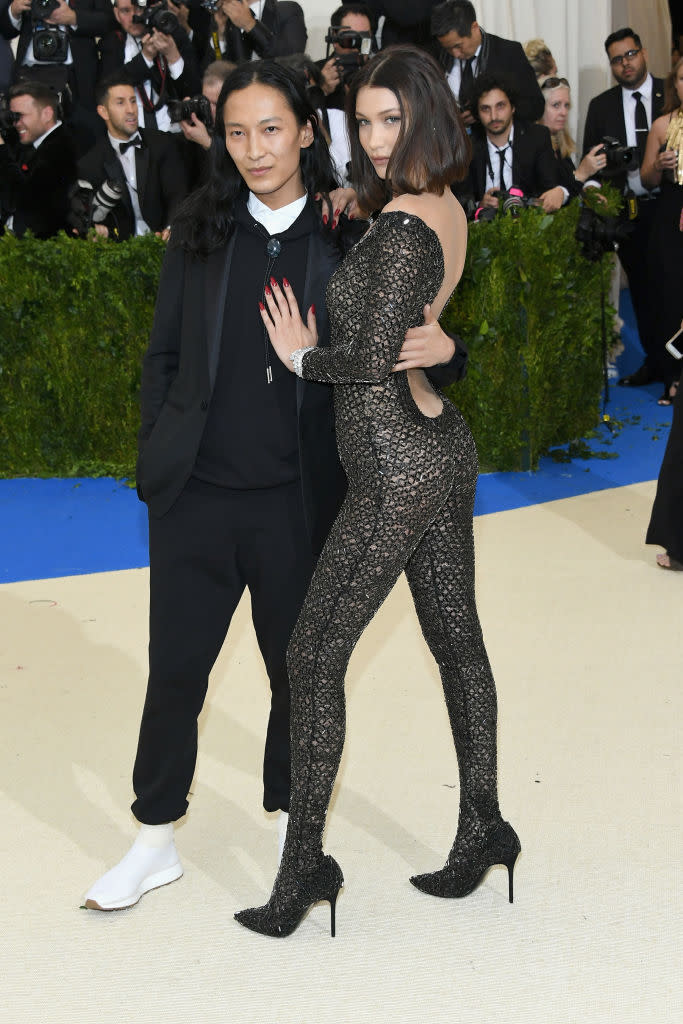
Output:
[235, 855, 344, 938]
[411, 819, 520, 901]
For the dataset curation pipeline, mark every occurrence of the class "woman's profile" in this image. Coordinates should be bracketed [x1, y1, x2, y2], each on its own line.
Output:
[236, 45, 520, 939]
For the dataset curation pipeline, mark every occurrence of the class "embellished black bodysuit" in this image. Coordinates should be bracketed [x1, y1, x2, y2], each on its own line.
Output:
[236, 212, 519, 936]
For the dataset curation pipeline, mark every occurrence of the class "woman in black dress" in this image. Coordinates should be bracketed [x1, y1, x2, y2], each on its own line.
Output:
[236, 46, 520, 938]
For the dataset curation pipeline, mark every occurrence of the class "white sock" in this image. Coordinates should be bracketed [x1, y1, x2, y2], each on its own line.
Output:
[138, 822, 174, 848]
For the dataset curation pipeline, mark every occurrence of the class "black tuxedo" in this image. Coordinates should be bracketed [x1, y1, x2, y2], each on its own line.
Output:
[582, 76, 665, 376]
[0, 123, 77, 238]
[463, 120, 559, 205]
[77, 128, 188, 240]
[438, 29, 544, 124]
[582, 76, 665, 192]
[212, 0, 306, 64]
[98, 29, 201, 127]
[0, 0, 114, 110]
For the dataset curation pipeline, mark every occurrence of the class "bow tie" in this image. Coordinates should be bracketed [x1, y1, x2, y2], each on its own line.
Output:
[119, 135, 142, 154]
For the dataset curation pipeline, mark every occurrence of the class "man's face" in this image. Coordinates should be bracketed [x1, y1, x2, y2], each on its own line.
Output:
[98, 85, 139, 140]
[9, 95, 54, 145]
[333, 13, 372, 54]
[607, 36, 648, 89]
[437, 22, 481, 61]
[114, 0, 145, 37]
[477, 88, 514, 140]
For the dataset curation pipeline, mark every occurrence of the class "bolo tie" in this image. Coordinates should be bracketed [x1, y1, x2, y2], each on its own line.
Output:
[253, 222, 282, 383]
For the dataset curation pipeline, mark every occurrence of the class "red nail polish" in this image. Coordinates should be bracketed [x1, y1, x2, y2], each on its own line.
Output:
[332, 220, 338, 230]
[283, 277, 290, 288]
[265, 286, 271, 296]
[322, 213, 328, 225]
[259, 301, 265, 311]
[311, 304, 316, 315]
[349, 213, 354, 220]
[270, 276, 277, 286]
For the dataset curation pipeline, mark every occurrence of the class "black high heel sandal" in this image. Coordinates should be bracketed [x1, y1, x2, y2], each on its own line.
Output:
[235, 855, 344, 938]
[410, 819, 521, 902]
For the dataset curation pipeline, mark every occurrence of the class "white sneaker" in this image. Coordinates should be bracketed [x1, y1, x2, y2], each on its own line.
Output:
[83, 833, 182, 911]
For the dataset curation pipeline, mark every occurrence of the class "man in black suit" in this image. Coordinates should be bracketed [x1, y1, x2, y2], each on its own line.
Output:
[0, 80, 77, 237]
[208, 0, 306, 65]
[78, 75, 188, 240]
[461, 74, 561, 214]
[98, 0, 201, 132]
[431, 0, 544, 126]
[0, 0, 115, 151]
[582, 28, 665, 386]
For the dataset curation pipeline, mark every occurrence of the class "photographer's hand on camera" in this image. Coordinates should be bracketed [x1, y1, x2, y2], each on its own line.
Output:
[539, 185, 565, 213]
[320, 56, 342, 96]
[166, 0, 190, 34]
[480, 188, 499, 210]
[223, 0, 255, 32]
[180, 110, 211, 150]
[44, 0, 76, 28]
[9, 0, 31, 18]
[574, 143, 608, 183]
[152, 28, 181, 65]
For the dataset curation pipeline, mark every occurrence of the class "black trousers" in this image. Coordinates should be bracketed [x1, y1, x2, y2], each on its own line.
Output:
[131, 476, 316, 823]
[617, 198, 659, 374]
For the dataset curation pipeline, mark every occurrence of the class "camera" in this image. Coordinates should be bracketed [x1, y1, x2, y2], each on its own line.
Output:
[31, 0, 59, 18]
[324, 26, 374, 85]
[473, 188, 537, 222]
[132, 1, 179, 35]
[598, 136, 639, 177]
[68, 178, 126, 239]
[0, 95, 20, 143]
[575, 205, 634, 261]
[168, 94, 213, 127]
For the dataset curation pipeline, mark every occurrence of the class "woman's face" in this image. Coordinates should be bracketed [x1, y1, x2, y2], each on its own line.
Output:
[223, 82, 313, 209]
[542, 86, 571, 134]
[355, 85, 402, 179]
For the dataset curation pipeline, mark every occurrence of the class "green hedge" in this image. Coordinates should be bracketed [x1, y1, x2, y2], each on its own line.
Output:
[0, 207, 610, 478]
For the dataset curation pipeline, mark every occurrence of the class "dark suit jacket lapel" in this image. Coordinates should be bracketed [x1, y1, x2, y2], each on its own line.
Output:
[135, 143, 150, 217]
[205, 234, 236, 390]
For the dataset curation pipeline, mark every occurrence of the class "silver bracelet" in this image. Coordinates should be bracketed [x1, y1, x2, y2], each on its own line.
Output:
[290, 346, 316, 378]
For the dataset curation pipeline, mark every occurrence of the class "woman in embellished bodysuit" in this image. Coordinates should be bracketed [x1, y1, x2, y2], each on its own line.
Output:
[236, 46, 520, 938]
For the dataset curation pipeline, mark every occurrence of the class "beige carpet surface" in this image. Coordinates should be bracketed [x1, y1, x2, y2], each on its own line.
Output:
[0, 481, 679, 1024]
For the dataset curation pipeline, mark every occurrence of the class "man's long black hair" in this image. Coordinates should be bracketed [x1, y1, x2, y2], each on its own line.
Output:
[172, 61, 338, 258]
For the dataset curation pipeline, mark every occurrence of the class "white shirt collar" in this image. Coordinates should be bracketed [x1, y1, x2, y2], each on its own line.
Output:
[247, 191, 307, 235]
[33, 121, 62, 149]
[250, 1, 265, 19]
[621, 73, 652, 101]
[486, 122, 514, 153]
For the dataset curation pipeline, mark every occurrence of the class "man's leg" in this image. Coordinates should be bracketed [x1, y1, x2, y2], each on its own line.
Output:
[618, 200, 659, 383]
[239, 482, 317, 814]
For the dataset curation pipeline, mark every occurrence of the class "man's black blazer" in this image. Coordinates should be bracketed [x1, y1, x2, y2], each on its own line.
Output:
[215, 0, 306, 63]
[77, 127, 188, 239]
[0, 0, 115, 109]
[98, 28, 201, 107]
[582, 76, 665, 191]
[464, 119, 559, 204]
[0, 122, 77, 237]
[136, 203, 467, 553]
[438, 30, 544, 124]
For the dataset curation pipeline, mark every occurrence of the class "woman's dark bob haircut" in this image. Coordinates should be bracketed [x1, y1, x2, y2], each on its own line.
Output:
[172, 60, 337, 257]
[346, 45, 471, 214]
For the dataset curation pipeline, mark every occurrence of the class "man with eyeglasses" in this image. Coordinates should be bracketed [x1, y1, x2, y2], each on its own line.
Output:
[582, 27, 664, 388]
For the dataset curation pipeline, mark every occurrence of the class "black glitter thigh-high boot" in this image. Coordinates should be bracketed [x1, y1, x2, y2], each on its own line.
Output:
[404, 477, 520, 902]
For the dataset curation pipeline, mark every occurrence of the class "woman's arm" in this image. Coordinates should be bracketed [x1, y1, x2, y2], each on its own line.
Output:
[640, 115, 675, 190]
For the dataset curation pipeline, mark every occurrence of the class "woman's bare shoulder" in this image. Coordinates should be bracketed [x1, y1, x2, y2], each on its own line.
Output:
[383, 191, 465, 235]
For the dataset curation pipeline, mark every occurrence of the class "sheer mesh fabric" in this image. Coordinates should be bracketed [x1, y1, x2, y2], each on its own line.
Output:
[236, 213, 512, 935]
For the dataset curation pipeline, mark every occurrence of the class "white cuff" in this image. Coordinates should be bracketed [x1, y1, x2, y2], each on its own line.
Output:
[290, 346, 315, 377]
[168, 56, 184, 79]
[559, 185, 569, 205]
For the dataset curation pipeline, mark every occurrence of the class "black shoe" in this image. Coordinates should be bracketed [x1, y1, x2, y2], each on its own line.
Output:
[235, 855, 344, 938]
[618, 364, 654, 387]
[410, 820, 520, 903]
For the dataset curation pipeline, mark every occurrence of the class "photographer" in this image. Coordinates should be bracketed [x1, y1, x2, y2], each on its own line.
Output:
[98, 0, 201, 132]
[582, 28, 665, 388]
[0, 80, 77, 237]
[318, 4, 376, 111]
[459, 74, 560, 216]
[206, 0, 306, 64]
[0, 0, 115, 151]
[77, 75, 188, 240]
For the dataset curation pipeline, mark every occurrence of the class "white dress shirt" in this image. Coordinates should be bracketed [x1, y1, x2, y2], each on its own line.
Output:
[446, 43, 482, 103]
[621, 74, 653, 196]
[485, 125, 514, 192]
[109, 131, 151, 236]
[247, 190, 307, 235]
[124, 33, 184, 133]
